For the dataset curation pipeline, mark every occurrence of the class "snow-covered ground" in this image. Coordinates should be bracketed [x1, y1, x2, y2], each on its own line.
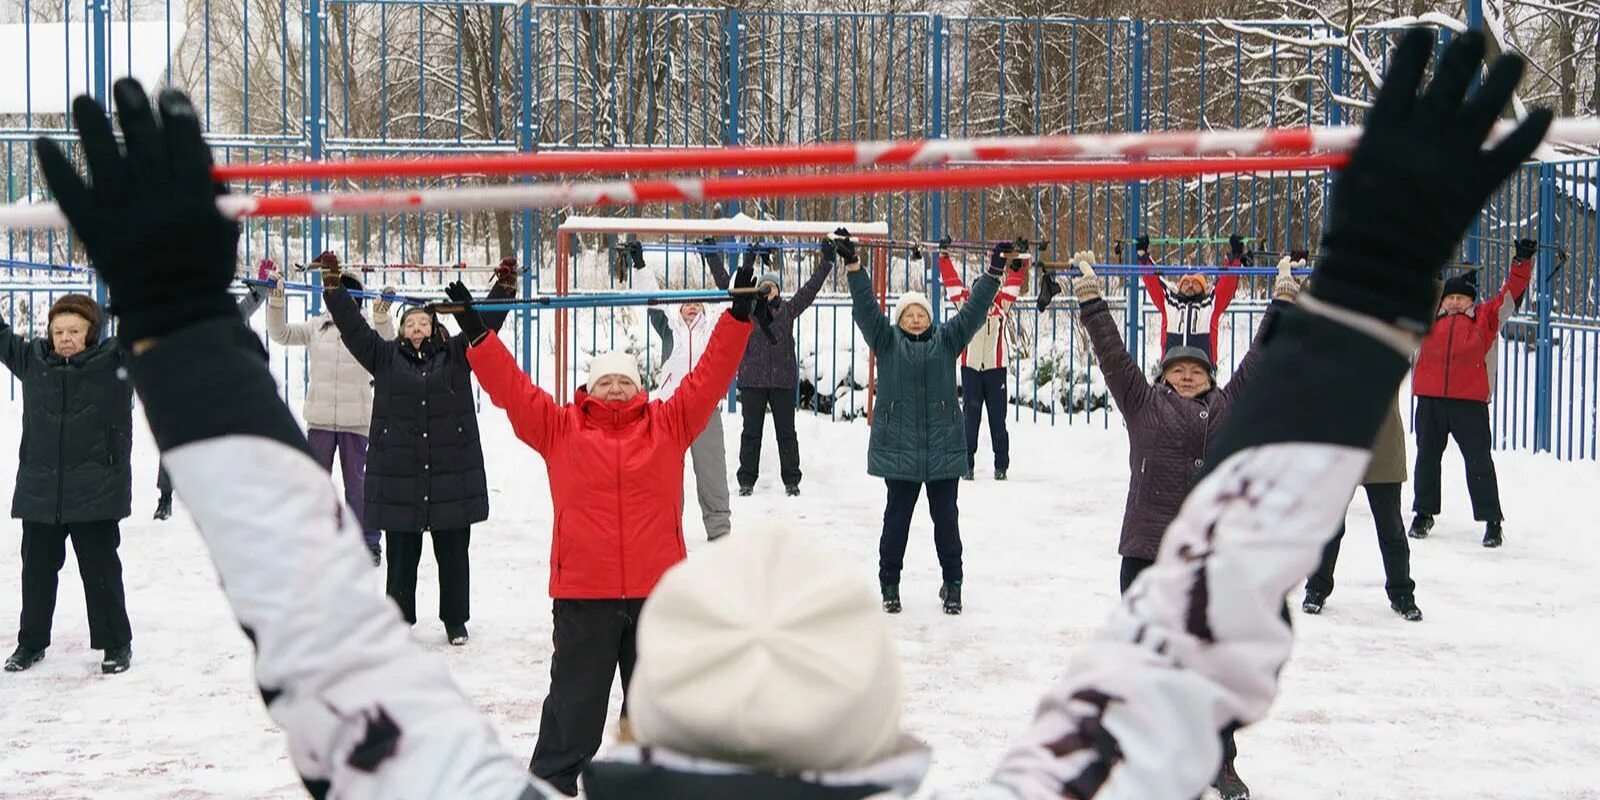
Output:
[1, 401, 1598, 799]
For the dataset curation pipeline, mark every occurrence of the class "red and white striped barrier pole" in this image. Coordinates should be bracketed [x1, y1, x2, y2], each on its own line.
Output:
[0, 154, 1350, 230]
[208, 118, 1600, 182]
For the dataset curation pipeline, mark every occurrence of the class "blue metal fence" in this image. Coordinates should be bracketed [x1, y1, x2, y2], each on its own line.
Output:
[1, 2, 1596, 458]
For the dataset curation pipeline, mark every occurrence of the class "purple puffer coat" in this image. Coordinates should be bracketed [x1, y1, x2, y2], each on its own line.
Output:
[1082, 297, 1283, 560]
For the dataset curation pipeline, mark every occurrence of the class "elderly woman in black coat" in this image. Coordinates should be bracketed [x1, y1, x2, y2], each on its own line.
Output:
[1, 294, 135, 674]
[322, 263, 515, 646]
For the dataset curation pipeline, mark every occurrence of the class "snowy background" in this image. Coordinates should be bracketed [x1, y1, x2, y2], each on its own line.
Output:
[1, 381, 1598, 799]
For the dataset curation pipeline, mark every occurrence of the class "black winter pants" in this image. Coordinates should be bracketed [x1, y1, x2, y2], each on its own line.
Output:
[737, 387, 801, 488]
[1118, 555, 1240, 777]
[1307, 483, 1415, 602]
[878, 478, 963, 586]
[1412, 397, 1502, 521]
[962, 367, 1010, 471]
[385, 528, 470, 626]
[17, 520, 132, 651]
[530, 598, 646, 796]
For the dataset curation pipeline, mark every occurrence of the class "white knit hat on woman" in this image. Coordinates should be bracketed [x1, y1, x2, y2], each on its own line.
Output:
[892, 291, 933, 326]
[586, 350, 642, 388]
[628, 524, 904, 772]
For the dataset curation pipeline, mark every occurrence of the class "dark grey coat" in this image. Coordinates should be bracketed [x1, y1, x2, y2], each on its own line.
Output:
[1082, 298, 1280, 560]
[708, 250, 835, 389]
[0, 321, 133, 524]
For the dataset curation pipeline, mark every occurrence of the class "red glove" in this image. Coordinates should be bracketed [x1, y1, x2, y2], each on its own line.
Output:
[256, 258, 275, 281]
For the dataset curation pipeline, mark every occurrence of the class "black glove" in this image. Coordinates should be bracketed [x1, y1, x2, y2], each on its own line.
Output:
[35, 79, 240, 343]
[444, 281, 488, 344]
[1310, 29, 1551, 331]
[626, 240, 645, 271]
[1229, 234, 1245, 260]
[1291, 249, 1310, 263]
[820, 237, 837, 262]
[728, 265, 759, 323]
[988, 241, 1010, 277]
[1514, 238, 1538, 260]
[1135, 235, 1150, 256]
[834, 228, 857, 264]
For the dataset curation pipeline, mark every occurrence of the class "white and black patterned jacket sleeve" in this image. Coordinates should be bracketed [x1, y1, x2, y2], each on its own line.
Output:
[954, 301, 1413, 800]
[125, 317, 552, 800]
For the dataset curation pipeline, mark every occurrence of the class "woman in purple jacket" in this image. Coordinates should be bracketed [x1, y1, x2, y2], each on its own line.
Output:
[1069, 253, 1300, 800]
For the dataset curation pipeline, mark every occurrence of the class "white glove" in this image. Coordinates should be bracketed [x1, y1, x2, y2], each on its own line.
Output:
[1273, 257, 1303, 302]
[267, 270, 285, 304]
[1071, 250, 1102, 302]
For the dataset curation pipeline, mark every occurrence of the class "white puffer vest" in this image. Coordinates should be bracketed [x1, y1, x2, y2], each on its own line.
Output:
[267, 298, 395, 434]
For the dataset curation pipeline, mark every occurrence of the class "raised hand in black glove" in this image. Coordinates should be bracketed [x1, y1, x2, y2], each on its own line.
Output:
[728, 264, 759, 323]
[626, 240, 646, 271]
[833, 228, 857, 264]
[35, 79, 240, 344]
[1514, 238, 1538, 260]
[444, 281, 488, 344]
[1310, 29, 1551, 332]
[988, 241, 1012, 277]
[1229, 234, 1246, 261]
[1135, 235, 1150, 257]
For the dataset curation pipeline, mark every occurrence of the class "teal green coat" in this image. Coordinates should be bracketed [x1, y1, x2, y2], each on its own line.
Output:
[848, 267, 1001, 482]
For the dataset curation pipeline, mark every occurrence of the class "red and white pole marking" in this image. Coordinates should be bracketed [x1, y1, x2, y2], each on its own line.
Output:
[209, 118, 1600, 182]
[0, 154, 1347, 230]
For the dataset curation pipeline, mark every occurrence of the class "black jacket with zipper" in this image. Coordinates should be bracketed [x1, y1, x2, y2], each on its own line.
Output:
[0, 320, 133, 523]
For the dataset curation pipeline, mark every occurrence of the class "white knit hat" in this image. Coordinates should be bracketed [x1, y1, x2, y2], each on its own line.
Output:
[892, 291, 933, 326]
[586, 350, 642, 388]
[628, 525, 904, 772]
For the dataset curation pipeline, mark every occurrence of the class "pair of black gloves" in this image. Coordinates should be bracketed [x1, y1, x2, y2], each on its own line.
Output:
[32, 29, 1551, 353]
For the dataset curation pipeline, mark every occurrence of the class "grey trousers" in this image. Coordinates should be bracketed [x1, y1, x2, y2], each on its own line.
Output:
[689, 413, 732, 540]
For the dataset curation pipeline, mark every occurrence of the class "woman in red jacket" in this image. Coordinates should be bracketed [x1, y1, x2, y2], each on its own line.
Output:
[1408, 241, 1535, 548]
[459, 268, 757, 798]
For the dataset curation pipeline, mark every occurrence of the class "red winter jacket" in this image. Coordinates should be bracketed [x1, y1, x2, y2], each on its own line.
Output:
[1413, 259, 1532, 403]
[467, 316, 752, 599]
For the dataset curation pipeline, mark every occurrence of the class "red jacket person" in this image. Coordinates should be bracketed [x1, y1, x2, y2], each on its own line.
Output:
[463, 269, 757, 796]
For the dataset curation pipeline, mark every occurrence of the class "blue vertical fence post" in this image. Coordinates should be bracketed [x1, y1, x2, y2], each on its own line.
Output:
[723, 9, 743, 410]
[306, 0, 326, 315]
[518, 2, 535, 374]
[1124, 20, 1146, 362]
[1533, 162, 1557, 452]
[88, 0, 110, 312]
[1464, 0, 1485, 267]
[927, 13, 945, 320]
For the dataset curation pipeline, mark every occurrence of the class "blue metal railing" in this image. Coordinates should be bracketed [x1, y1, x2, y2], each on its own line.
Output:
[0, 3, 1595, 458]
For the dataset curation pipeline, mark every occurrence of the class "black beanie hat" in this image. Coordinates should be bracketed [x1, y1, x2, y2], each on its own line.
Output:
[1440, 274, 1477, 303]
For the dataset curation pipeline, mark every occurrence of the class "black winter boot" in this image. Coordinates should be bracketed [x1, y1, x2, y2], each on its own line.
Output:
[1408, 513, 1434, 539]
[1482, 521, 1503, 548]
[939, 580, 963, 615]
[994, 468, 1007, 481]
[881, 584, 901, 614]
[962, 468, 974, 481]
[101, 644, 132, 675]
[1391, 595, 1423, 622]
[446, 624, 469, 646]
[1213, 759, 1250, 800]
[1301, 591, 1326, 615]
[737, 485, 754, 497]
[785, 484, 801, 497]
[153, 494, 173, 521]
[5, 645, 45, 672]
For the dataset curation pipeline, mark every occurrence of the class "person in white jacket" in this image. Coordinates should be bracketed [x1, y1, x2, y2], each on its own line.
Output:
[40, 26, 1547, 798]
[266, 252, 394, 563]
[628, 240, 731, 540]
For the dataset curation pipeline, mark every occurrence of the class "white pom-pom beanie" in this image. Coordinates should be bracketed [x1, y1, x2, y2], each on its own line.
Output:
[586, 350, 642, 388]
[628, 524, 904, 772]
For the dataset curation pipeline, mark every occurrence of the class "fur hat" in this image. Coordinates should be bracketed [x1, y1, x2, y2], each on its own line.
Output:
[47, 294, 103, 344]
[892, 291, 933, 327]
[629, 524, 903, 772]
[586, 350, 642, 389]
[1440, 274, 1477, 303]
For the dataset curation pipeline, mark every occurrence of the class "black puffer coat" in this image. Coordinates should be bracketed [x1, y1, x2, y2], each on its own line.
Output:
[326, 288, 511, 532]
[1, 321, 133, 523]
[1082, 297, 1282, 560]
